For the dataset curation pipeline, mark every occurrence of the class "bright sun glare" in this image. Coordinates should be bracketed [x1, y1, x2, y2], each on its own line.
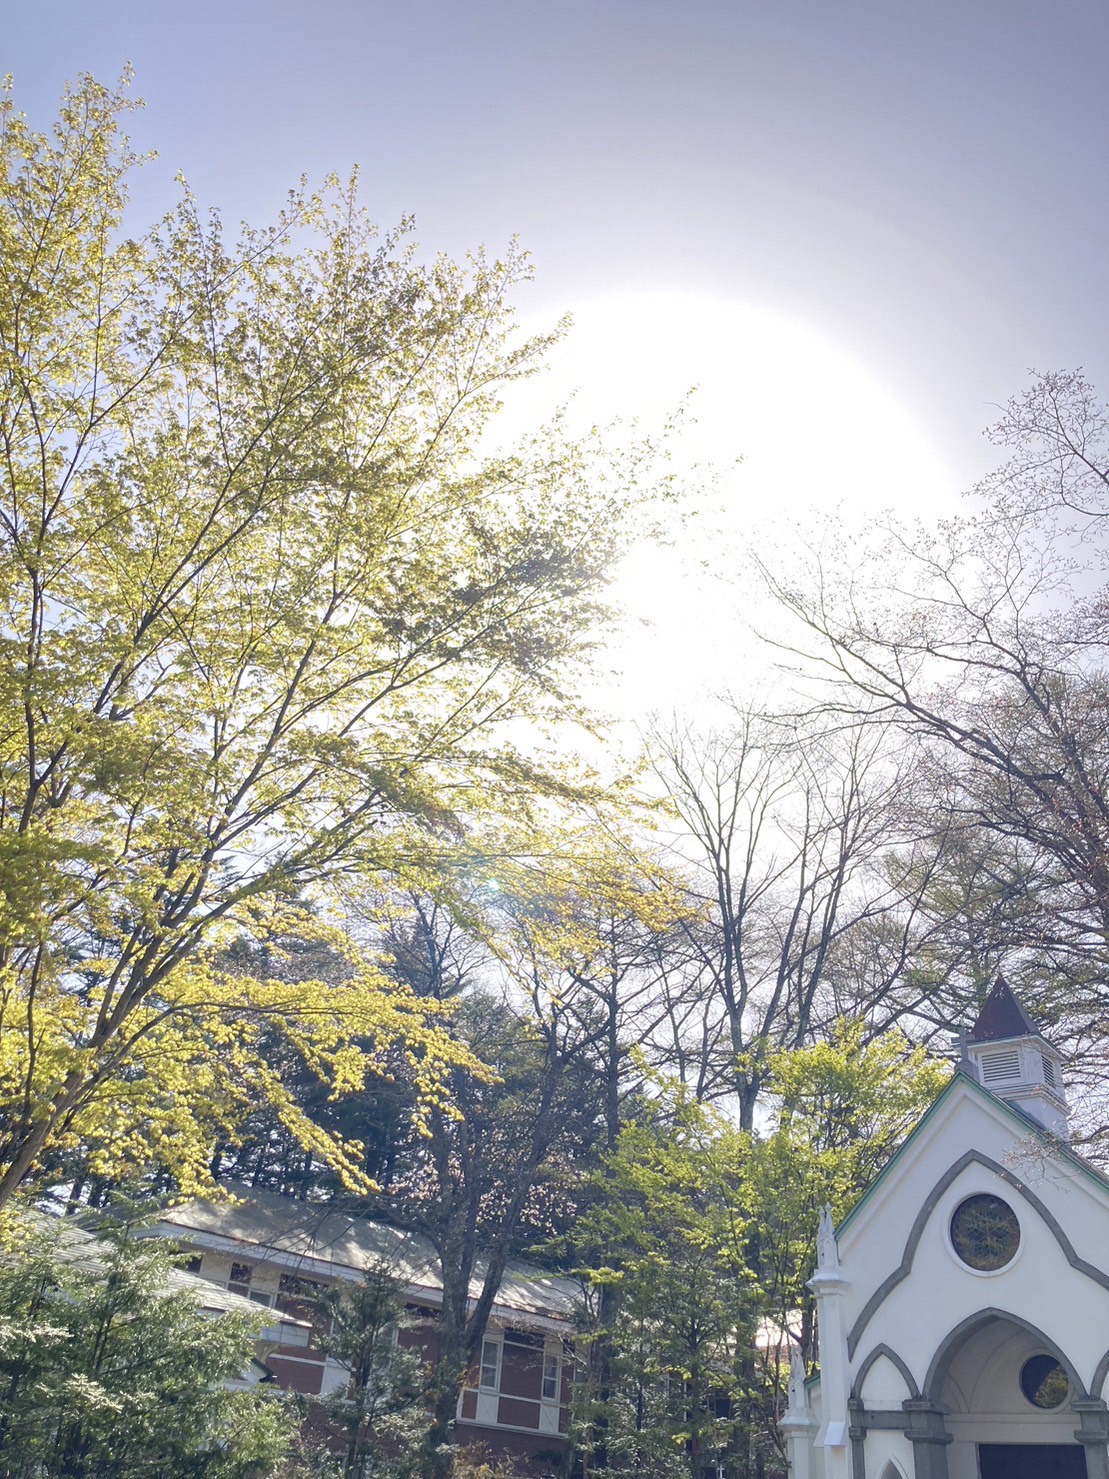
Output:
[500, 292, 957, 725]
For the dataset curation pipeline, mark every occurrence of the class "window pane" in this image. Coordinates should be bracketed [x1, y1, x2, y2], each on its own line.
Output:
[275, 1273, 323, 1328]
[1020, 1354, 1069, 1409]
[261, 1320, 311, 1348]
[542, 1352, 560, 1401]
[949, 1194, 1020, 1271]
[480, 1338, 500, 1390]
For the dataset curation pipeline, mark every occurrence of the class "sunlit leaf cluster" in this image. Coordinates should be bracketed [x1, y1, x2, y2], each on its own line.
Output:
[0, 74, 663, 1202]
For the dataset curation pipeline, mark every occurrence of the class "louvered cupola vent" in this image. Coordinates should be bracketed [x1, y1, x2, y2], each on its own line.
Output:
[980, 1049, 1021, 1085]
[965, 977, 1069, 1140]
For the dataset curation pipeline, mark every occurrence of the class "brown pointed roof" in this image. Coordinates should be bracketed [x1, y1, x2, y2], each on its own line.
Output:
[968, 976, 1041, 1043]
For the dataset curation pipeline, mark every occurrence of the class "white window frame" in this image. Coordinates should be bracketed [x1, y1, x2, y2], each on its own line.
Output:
[479, 1335, 502, 1392]
[541, 1349, 561, 1403]
[259, 1319, 311, 1348]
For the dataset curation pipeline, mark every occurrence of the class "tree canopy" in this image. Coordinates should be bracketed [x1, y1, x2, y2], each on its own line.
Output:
[0, 73, 666, 1205]
[758, 371, 1109, 1132]
[4, 65, 1098, 1479]
[0, 1216, 290, 1477]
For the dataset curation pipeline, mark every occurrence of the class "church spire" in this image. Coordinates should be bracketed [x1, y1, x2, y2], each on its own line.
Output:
[969, 975, 1040, 1042]
[965, 976, 1069, 1139]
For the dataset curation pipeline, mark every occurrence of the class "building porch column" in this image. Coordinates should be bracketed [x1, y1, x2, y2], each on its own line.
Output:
[1073, 1398, 1109, 1479]
[902, 1398, 951, 1479]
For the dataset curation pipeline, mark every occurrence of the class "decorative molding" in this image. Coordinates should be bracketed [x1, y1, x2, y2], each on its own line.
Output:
[851, 1343, 920, 1402]
[848, 1400, 910, 1431]
[847, 1149, 1109, 1356]
[1092, 1351, 1109, 1401]
[850, 1427, 866, 1479]
[1073, 1397, 1109, 1478]
[922, 1306, 1088, 1402]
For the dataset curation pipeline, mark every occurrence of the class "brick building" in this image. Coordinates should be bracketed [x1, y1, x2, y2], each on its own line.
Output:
[150, 1186, 576, 1474]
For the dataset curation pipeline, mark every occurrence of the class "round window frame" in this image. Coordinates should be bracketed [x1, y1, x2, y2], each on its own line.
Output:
[946, 1192, 1022, 1276]
[1019, 1353, 1070, 1411]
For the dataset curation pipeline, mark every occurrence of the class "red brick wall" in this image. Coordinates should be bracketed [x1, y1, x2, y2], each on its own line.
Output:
[456, 1426, 568, 1476]
[266, 1352, 326, 1394]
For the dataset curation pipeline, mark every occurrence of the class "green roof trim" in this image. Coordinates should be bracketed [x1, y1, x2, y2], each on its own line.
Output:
[835, 1068, 1109, 1241]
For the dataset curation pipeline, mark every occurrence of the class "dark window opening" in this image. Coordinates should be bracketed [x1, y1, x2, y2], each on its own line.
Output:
[228, 1261, 253, 1294]
[1020, 1354, 1069, 1410]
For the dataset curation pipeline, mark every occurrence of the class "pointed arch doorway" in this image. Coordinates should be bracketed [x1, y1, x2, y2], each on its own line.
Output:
[920, 1310, 1102, 1479]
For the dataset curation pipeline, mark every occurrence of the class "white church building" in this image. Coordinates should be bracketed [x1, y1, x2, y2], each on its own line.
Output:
[782, 978, 1109, 1479]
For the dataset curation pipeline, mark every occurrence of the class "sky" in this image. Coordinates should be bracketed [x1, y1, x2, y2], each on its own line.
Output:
[6, 0, 1108, 714]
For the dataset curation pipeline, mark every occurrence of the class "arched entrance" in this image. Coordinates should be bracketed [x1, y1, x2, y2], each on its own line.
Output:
[915, 1310, 1109, 1479]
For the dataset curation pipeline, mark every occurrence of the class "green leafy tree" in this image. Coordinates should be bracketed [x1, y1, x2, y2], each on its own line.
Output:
[388, 986, 603, 1479]
[568, 1082, 759, 1479]
[0, 73, 665, 1205]
[382, 845, 695, 1479]
[0, 1214, 291, 1476]
[568, 1031, 947, 1479]
[741, 1022, 949, 1454]
[314, 1261, 428, 1479]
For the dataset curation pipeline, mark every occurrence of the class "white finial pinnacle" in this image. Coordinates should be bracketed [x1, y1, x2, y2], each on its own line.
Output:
[788, 1344, 807, 1409]
[817, 1203, 839, 1269]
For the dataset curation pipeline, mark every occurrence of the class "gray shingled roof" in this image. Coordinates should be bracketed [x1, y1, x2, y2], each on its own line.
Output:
[11, 1209, 283, 1322]
[154, 1185, 577, 1330]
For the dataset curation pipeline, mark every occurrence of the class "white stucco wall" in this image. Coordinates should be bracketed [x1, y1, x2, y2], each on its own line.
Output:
[839, 1079, 1109, 1400]
[790, 1074, 1109, 1479]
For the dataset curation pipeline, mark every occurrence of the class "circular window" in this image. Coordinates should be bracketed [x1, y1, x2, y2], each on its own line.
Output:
[1020, 1354, 1069, 1409]
[949, 1193, 1020, 1270]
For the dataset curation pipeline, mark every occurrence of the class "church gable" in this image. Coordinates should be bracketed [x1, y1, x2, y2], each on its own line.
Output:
[783, 988, 1109, 1479]
[839, 1075, 1109, 1385]
[837, 1073, 1109, 1309]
